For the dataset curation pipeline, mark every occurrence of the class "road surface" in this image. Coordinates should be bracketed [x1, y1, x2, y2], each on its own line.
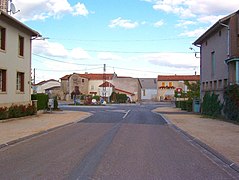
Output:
[0, 103, 238, 179]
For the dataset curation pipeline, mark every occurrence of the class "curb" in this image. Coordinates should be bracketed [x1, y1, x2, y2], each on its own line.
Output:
[158, 112, 239, 174]
[0, 114, 92, 150]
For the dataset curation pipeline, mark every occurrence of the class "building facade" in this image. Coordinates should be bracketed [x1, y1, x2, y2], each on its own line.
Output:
[0, 10, 39, 107]
[194, 10, 239, 101]
[157, 75, 200, 101]
[139, 78, 157, 101]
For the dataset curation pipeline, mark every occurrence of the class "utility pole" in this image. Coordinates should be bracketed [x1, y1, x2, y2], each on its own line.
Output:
[103, 64, 106, 100]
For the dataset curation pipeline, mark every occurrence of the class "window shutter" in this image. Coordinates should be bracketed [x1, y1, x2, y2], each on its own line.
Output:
[1, 28, 6, 50]
[2, 70, 6, 91]
[20, 73, 24, 92]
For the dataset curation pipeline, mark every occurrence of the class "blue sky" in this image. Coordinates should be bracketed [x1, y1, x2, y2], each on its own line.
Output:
[12, 0, 239, 82]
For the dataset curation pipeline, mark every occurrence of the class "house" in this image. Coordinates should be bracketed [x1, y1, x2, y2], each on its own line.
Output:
[33, 79, 61, 98]
[60, 73, 142, 102]
[112, 77, 142, 102]
[60, 73, 89, 100]
[139, 78, 157, 101]
[0, 10, 40, 107]
[157, 75, 200, 101]
[193, 10, 239, 102]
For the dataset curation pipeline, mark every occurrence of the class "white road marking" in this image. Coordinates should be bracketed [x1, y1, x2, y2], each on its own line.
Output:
[123, 110, 131, 119]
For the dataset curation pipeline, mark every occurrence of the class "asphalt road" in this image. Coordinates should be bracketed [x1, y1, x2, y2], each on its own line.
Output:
[0, 103, 238, 179]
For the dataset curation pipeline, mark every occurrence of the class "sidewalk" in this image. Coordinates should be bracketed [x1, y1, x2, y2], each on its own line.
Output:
[154, 106, 239, 166]
[0, 111, 91, 146]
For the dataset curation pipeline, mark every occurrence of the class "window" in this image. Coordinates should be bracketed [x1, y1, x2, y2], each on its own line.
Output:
[224, 79, 228, 88]
[218, 80, 222, 89]
[16, 72, 24, 92]
[211, 51, 215, 77]
[143, 89, 146, 96]
[91, 85, 94, 90]
[161, 82, 165, 86]
[210, 81, 212, 90]
[219, 30, 221, 37]
[202, 82, 205, 90]
[214, 81, 217, 90]
[0, 27, 6, 50]
[82, 79, 85, 83]
[18, 36, 24, 56]
[169, 82, 173, 87]
[0, 69, 6, 92]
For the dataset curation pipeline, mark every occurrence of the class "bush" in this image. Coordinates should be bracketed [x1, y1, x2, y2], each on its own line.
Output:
[223, 85, 239, 122]
[53, 97, 58, 110]
[31, 93, 49, 110]
[201, 92, 222, 118]
[0, 107, 8, 120]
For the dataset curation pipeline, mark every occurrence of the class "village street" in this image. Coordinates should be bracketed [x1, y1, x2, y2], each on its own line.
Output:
[0, 102, 238, 179]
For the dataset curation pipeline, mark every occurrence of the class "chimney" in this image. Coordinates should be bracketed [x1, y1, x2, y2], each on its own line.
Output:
[0, 0, 8, 12]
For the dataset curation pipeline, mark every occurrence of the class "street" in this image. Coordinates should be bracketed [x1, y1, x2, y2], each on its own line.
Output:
[0, 103, 238, 179]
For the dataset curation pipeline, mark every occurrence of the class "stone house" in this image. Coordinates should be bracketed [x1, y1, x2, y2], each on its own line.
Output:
[157, 75, 200, 101]
[0, 10, 39, 107]
[193, 10, 239, 102]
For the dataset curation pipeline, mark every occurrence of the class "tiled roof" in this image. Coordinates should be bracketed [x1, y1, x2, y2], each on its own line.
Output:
[61, 73, 115, 80]
[115, 88, 135, 96]
[60, 74, 71, 80]
[158, 75, 200, 81]
[80, 73, 115, 80]
[99, 81, 115, 87]
[139, 78, 157, 89]
[35, 79, 59, 86]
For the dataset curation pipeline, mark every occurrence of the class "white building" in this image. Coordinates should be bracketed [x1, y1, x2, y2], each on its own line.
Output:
[0, 10, 39, 107]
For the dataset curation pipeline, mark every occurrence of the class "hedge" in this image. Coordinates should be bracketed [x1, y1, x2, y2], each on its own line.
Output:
[31, 93, 49, 110]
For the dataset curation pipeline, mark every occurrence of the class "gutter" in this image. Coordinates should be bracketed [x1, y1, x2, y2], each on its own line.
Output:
[219, 21, 230, 59]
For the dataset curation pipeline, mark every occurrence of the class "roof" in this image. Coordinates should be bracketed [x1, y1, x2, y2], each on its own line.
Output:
[158, 75, 200, 81]
[99, 81, 115, 87]
[193, 10, 239, 45]
[60, 73, 115, 81]
[80, 73, 115, 80]
[0, 10, 40, 37]
[139, 78, 157, 89]
[34, 79, 59, 86]
[115, 88, 135, 96]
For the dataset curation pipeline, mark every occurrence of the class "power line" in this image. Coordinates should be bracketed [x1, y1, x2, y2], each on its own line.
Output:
[32, 54, 102, 66]
[35, 67, 103, 72]
[48, 37, 195, 42]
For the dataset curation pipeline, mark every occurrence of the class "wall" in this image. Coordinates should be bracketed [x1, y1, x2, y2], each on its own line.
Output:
[0, 19, 32, 107]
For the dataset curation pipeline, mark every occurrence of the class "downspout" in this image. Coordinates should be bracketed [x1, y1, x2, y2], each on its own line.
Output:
[219, 21, 230, 86]
[219, 21, 230, 59]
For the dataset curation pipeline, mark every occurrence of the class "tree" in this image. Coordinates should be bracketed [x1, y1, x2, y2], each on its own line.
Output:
[184, 80, 200, 100]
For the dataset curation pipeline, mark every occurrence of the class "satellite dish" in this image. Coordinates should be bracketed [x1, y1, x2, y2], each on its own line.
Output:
[9, 1, 20, 14]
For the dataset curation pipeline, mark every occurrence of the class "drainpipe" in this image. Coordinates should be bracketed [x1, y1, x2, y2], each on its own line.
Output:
[219, 21, 230, 86]
[219, 21, 230, 59]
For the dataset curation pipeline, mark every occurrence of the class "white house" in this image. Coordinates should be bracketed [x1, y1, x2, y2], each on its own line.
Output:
[0, 10, 40, 107]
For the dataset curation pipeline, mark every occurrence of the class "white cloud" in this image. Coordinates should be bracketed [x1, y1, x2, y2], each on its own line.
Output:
[109, 17, 139, 29]
[151, 0, 239, 18]
[13, 0, 89, 22]
[197, 15, 225, 25]
[97, 52, 122, 61]
[179, 28, 208, 37]
[143, 52, 199, 71]
[154, 20, 164, 27]
[33, 40, 91, 60]
[72, 2, 89, 16]
[176, 20, 196, 28]
[70, 47, 91, 60]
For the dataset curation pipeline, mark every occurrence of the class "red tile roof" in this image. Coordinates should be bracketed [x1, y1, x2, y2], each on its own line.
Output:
[99, 81, 115, 87]
[60, 73, 115, 80]
[158, 75, 200, 81]
[115, 88, 135, 96]
[80, 73, 114, 80]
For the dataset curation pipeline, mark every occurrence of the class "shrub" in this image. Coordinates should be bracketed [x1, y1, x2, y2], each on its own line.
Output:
[0, 107, 8, 120]
[31, 93, 49, 110]
[201, 92, 222, 118]
[223, 85, 239, 122]
[53, 97, 58, 110]
[92, 95, 100, 102]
